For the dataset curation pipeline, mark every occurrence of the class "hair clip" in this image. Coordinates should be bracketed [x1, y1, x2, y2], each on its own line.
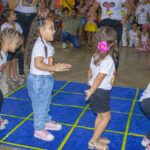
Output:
[36, 16, 46, 27]
[97, 41, 109, 53]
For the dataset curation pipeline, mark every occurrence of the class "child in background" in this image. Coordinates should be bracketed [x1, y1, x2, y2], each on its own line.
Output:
[1, 8, 24, 85]
[27, 16, 72, 141]
[137, 24, 150, 51]
[135, 0, 150, 27]
[61, 9, 80, 49]
[128, 23, 140, 47]
[140, 82, 150, 150]
[85, 6, 98, 47]
[0, 28, 23, 129]
[86, 26, 116, 150]
[121, 7, 128, 47]
[77, 0, 87, 41]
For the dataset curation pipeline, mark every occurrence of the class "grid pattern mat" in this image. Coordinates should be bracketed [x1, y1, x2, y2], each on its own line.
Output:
[0, 81, 148, 150]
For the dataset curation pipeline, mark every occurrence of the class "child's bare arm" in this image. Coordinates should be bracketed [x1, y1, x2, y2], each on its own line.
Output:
[89, 73, 106, 94]
[88, 68, 92, 81]
[34, 57, 71, 72]
[86, 73, 106, 100]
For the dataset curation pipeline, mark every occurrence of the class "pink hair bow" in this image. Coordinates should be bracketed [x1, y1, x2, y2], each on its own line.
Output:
[142, 24, 150, 30]
[97, 41, 109, 53]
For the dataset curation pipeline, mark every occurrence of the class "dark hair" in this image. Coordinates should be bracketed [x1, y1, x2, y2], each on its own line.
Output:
[36, 16, 54, 58]
[1, 8, 13, 21]
[132, 22, 138, 26]
[62, 7, 69, 13]
[93, 26, 118, 65]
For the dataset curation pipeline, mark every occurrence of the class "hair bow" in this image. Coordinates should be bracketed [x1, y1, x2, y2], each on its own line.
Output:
[97, 41, 109, 53]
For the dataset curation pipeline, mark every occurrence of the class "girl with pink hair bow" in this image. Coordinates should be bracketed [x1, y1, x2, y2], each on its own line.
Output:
[86, 26, 117, 150]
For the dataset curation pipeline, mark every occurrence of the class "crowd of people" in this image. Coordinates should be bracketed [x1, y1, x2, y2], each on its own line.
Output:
[0, 0, 150, 150]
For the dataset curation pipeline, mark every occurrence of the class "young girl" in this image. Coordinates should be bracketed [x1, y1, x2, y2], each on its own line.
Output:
[0, 28, 23, 129]
[85, 5, 98, 47]
[27, 16, 72, 141]
[135, 0, 150, 26]
[86, 26, 116, 150]
[128, 23, 140, 47]
[1, 8, 24, 85]
[137, 24, 150, 52]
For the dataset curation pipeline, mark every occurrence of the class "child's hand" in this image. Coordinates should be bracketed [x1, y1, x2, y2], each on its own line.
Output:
[85, 90, 92, 101]
[54, 63, 72, 72]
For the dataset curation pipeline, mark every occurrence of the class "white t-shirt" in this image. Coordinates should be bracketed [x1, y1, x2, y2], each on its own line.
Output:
[135, 4, 150, 25]
[96, 0, 126, 20]
[88, 55, 115, 90]
[0, 50, 7, 65]
[1, 22, 23, 33]
[129, 30, 139, 40]
[30, 38, 55, 75]
[140, 82, 150, 101]
[141, 33, 149, 43]
[15, 0, 37, 13]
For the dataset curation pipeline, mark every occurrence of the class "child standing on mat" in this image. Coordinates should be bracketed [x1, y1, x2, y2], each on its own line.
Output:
[140, 82, 150, 150]
[0, 28, 23, 129]
[27, 16, 72, 141]
[86, 26, 116, 150]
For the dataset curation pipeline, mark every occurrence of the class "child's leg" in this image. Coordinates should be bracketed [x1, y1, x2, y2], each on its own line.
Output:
[87, 32, 91, 47]
[129, 39, 133, 47]
[91, 32, 95, 46]
[12, 58, 18, 79]
[61, 32, 70, 48]
[27, 74, 54, 141]
[0, 89, 8, 129]
[17, 52, 25, 76]
[0, 89, 3, 114]
[5, 61, 12, 81]
[90, 111, 111, 143]
[70, 35, 80, 48]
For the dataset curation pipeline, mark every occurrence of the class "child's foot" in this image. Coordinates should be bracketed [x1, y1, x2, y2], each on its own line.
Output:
[6, 79, 15, 86]
[12, 76, 24, 83]
[99, 137, 111, 144]
[88, 141, 108, 150]
[0, 123, 5, 130]
[34, 129, 54, 141]
[141, 137, 150, 147]
[0, 118, 9, 125]
[45, 121, 62, 131]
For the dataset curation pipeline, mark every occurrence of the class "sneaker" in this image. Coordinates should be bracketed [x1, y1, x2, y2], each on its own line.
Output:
[34, 129, 54, 141]
[142, 137, 150, 147]
[45, 121, 62, 131]
[0, 118, 9, 125]
[0, 123, 5, 130]
[62, 43, 67, 49]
